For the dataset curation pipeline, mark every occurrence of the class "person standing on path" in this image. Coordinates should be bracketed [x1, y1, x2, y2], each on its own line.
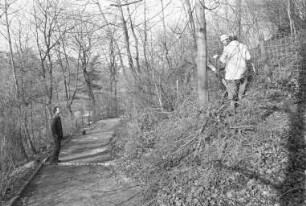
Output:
[218, 34, 252, 108]
[50, 106, 63, 163]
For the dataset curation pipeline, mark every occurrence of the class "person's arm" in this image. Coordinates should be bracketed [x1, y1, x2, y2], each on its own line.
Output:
[242, 44, 251, 61]
[219, 44, 231, 69]
[218, 53, 227, 70]
[207, 60, 217, 73]
[219, 52, 227, 64]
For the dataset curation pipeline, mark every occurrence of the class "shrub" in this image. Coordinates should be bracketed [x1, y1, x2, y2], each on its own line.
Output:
[117, 70, 301, 205]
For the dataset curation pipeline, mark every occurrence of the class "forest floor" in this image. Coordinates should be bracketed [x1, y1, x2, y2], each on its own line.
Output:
[10, 118, 142, 206]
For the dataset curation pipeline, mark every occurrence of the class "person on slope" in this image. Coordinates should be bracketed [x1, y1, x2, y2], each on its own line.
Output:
[218, 34, 252, 108]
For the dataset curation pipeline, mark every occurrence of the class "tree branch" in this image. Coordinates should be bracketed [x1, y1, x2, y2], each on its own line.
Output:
[110, 0, 143, 7]
[199, 0, 220, 11]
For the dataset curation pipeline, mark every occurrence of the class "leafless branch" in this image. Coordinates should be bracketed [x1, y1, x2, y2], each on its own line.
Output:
[199, 0, 220, 11]
[110, 0, 143, 7]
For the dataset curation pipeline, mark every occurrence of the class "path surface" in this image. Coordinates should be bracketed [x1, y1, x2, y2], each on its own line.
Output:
[15, 118, 142, 206]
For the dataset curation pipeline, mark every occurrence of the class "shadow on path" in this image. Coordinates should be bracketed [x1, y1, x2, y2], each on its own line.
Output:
[15, 118, 143, 206]
[61, 149, 111, 162]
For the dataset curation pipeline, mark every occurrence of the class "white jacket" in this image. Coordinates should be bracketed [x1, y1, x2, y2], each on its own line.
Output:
[219, 40, 251, 80]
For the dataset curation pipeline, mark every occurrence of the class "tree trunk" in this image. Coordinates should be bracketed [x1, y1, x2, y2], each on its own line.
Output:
[83, 67, 96, 121]
[185, 0, 197, 50]
[47, 53, 54, 110]
[143, 0, 150, 72]
[259, 34, 272, 82]
[195, 0, 209, 105]
[18, 127, 28, 159]
[153, 72, 163, 109]
[127, 5, 141, 74]
[5, 0, 28, 160]
[118, 0, 136, 77]
[30, 102, 36, 143]
[56, 43, 77, 117]
[114, 76, 118, 117]
[287, 0, 296, 37]
[18, 106, 29, 160]
[23, 114, 36, 155]
[185, 0, 215, 79]
[4, 0, 19, 99]
[160, 0, 171, 69]
[109, 36, 119, 117]
[236, 0, 242, 40]
[96, 1, 127, 78]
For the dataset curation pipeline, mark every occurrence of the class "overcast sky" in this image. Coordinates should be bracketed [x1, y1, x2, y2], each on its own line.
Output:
[0, 0, 269, 52]
[0, 0, 186, 51]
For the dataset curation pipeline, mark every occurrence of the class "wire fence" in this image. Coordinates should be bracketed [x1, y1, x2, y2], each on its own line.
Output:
[251, 32, 303, 69]
[265, 35, 301, 66]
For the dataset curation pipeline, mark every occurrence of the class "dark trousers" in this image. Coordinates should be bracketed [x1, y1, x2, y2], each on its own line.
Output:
[222, 78, 248, 108]
[225, 78, 248, 101]
[50, 136, 61, 162]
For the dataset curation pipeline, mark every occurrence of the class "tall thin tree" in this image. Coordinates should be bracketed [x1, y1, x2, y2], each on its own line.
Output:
[236, 0, 242, 39]
[195, 0, 209, 105]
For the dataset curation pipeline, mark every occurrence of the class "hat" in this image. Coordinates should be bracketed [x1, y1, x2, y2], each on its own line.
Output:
[220, 34, 229, 42]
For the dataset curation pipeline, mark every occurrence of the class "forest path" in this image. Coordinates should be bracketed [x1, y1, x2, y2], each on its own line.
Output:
[14, 118, 142, 206]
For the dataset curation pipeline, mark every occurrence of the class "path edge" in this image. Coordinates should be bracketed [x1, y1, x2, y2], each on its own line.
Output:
[6, 156, 49, 206]
[6, 135, 74, 206]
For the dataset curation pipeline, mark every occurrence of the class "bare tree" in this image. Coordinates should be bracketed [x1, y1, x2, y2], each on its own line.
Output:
[71, 14, 100, 121]
[95, 1, 123, 117]
[185, 0, 197, 51]
[55, 32, 81, 116]
[2, 0, 28, 159]
[108, 32, 119, 117]
[143, 0, 149, 71]
[116, 0, 136, 78]
[4, 0, 19, 99]
[126, 4, 141, 74]
[195, 0, 209, 105]
[32, 0, 67, 112]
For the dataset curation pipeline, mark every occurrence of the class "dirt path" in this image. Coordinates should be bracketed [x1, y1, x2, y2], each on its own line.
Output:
[14, 118, 142, 206]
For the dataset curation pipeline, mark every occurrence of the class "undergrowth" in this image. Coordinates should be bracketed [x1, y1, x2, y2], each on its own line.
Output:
[116, 43, 306, 206]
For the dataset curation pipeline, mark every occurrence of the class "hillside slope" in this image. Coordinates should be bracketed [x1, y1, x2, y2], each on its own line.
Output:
[116, 35, 306, 206]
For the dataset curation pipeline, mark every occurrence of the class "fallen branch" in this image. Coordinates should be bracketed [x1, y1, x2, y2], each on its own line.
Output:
[230, 125, 256, 130]
[143, 197, 157, 206]
[170, 135, 197, 156]
[281, 187, 304, 197]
